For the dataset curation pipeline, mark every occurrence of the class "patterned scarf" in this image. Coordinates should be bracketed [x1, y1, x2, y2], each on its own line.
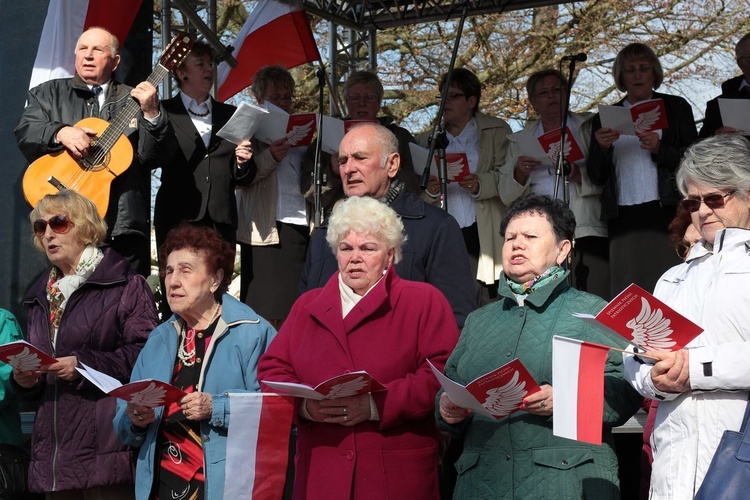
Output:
[46, 245, 104, 347]
[506, 265, 566, 296]
[379, 178, 404, 206]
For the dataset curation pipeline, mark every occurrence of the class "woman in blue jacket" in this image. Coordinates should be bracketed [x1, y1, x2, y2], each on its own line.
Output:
[114, 224, 276, 499]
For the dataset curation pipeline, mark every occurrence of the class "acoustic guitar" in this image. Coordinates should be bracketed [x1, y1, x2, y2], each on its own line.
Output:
[22, 32, 194, 217]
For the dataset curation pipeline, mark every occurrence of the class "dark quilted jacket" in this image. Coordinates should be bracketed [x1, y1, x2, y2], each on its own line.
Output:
[440, 273, 643, 499]
[18, 247, 158, 493]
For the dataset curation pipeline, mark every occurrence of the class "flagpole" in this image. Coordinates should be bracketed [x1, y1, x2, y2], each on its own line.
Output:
[609, 346, 659, 361]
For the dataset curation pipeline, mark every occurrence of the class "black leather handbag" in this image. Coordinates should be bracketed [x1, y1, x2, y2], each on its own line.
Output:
[0, 443, 29, 496]
[695, 399, 750, 500]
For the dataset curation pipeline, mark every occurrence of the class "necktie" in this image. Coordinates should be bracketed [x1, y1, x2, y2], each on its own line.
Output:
[91, 86, 102, 117]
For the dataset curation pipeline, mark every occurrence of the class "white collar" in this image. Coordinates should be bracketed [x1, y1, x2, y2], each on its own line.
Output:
[180, 92, 212, 113]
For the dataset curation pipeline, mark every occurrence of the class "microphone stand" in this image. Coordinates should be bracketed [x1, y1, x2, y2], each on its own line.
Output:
[312, 67, 327, 228]
[555, 57, 579, 280]
[420, 2, 470, 212]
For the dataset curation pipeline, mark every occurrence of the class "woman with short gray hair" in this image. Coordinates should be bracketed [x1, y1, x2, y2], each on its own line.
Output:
[624, 134, 750, 498]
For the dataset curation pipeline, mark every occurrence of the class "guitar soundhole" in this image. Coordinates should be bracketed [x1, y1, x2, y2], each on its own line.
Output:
[81, 143, 110, 172]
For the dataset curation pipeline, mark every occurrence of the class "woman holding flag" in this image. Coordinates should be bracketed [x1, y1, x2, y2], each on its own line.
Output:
[438, 194, 642, 499]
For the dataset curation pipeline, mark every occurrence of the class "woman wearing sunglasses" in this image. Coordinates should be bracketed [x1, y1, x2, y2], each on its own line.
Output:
[13, 189, 158, 498]
[623, 134, 750, 498]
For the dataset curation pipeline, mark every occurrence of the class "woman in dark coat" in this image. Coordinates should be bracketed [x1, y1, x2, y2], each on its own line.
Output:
[588, 43, 697, 297]
[13, 189, 158, 497]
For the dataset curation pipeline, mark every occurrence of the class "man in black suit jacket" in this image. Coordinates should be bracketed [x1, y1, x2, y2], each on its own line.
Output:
[700, 33, 750, 138]
[156, 41, 255, 252]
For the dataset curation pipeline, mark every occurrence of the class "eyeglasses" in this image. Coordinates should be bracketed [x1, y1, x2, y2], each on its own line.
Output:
[436, 92, 466, 101]
[680, 190, 736, 213]
[265, 94, 293, 103]
[346, 93, 379, 104]
[535, 85, 565, 99]
[33, 215, 75, 237]
[623, 64, 653, 75]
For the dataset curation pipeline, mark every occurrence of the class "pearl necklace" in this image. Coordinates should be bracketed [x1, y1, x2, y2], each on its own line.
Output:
[177, 302, 221, 367]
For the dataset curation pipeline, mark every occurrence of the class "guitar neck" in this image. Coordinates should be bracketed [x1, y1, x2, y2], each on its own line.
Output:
[94, 64, 170, 156]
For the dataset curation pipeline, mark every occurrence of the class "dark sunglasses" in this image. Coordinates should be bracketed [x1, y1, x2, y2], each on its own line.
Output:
[33, 215, 75, 237]
[680, 190, 736, 213]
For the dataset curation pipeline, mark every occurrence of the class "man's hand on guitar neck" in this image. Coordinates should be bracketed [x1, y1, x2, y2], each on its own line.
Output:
[131, 81, 160, 120]
[55, 126, 98, 159]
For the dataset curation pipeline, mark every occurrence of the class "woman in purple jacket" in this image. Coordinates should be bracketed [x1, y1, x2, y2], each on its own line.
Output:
[13, 190, 158, 498]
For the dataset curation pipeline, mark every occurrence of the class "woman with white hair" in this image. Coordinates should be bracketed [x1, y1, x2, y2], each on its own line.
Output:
[624, 134, 750, 498]
[259, 196, 459, 500]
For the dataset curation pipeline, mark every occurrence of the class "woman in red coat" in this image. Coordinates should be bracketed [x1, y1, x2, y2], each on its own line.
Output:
[258, 194, 459, 500]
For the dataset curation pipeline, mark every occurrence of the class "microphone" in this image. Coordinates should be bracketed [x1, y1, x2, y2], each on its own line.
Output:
[561, 53, 587, 62]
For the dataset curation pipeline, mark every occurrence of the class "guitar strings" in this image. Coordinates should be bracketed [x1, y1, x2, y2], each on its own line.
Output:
[62, 65, 169, 194]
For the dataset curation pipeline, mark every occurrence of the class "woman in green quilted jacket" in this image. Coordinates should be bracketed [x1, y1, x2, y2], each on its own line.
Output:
[437, 194, 642, 499]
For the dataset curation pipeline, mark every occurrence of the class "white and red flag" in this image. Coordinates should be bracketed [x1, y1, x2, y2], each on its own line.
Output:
[224, 393, 295, 499]
[28, 0, 143, 90]
[217, 0, 321, 102]
[552, 336, 610, 445]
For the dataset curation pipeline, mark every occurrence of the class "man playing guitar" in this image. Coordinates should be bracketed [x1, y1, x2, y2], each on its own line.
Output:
[15, 27, 174, 276]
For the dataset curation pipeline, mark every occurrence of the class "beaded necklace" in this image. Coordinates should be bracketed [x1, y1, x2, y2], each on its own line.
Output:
[177, 302, 221, 367]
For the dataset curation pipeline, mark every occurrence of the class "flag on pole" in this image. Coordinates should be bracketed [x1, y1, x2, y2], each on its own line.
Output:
[224, 393, 295, 499]
[28, 0, 144, 90]
[552, 336, 610, 445]
[217, 0, 321, 102]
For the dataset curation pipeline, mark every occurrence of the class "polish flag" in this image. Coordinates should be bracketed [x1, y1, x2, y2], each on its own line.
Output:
[552, 336, 610, 445]
[28, 0, 143, 90]
[217, 0, 321, 102]
[224, 393, 295, 499]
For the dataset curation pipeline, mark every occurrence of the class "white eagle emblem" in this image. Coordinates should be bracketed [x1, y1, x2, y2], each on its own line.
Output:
[129, 382, 167, 407]
[446, 158, 466, 181]
[546, 137, 572, 164]
[482, 371, 528, 417]
[6, 346, 43, 371]
[327, 376, 368, 398]
[633, 107, 662, 134]
[626, 297, 676, 350]
[285, 119, 314, 146]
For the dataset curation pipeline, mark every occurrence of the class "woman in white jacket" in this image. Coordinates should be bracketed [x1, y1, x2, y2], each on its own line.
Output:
[624, 134, 750, 499]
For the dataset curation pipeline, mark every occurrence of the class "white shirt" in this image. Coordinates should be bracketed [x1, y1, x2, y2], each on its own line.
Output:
[611, 99, 662, 206]
[276, 146, 308, 225]
[180, 92, 212, 148]
[445, 117, 479, 228]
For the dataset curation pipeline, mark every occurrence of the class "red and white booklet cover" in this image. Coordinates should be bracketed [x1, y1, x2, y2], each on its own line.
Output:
[599, 98, 669, 135]
[538, 126, 585, 165]
[573, 283, 703, 351]
[76, 363, 186, 407]
[408, 143, 471, 183]
[429, 358, 541, 420]
[0, 341, 57, 371]
[262, 371, 386, 400]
